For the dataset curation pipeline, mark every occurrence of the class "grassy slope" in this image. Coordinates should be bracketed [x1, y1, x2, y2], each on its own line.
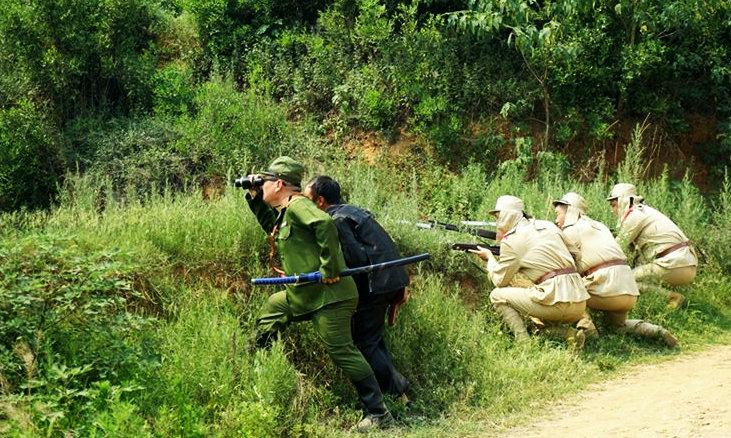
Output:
[1, 153, 730, 436]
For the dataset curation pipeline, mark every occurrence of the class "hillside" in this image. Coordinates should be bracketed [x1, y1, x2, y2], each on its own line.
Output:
[1, 1, 731, 436]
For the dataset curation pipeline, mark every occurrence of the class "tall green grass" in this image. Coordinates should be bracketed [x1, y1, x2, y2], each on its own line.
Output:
[1, 137, 729, 436]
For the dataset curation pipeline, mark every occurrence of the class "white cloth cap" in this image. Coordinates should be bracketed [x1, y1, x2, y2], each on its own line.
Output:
[607, 183, 637, 200]
[489, 195, 525, 215]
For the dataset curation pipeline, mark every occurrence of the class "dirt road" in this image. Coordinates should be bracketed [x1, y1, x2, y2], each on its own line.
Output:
[498, 345, 731, 438]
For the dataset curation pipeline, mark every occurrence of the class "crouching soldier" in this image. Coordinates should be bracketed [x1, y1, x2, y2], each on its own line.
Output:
[245, 157, 393, 431]
[553, 192, 678, 348]
[471, 195, 589, 347]
[608, 183, 698, 308]
[304, 175, 411, 402]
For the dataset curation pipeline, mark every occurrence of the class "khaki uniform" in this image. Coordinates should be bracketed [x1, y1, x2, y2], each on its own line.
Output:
[556, 191, 678, 347]
[561, 214, 638, 324]
[615, 199, 698, 287]
[487, 218, 589, 325]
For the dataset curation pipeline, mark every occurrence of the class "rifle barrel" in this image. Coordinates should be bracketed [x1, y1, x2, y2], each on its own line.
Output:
[403, 220, 497, 241]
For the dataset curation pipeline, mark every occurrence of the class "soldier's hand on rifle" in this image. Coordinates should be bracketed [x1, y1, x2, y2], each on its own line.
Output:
[469, 245, 493, 261]
[321, 276, 341, 284]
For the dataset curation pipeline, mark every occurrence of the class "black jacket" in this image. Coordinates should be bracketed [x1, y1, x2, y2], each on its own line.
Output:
[326, 204, 409, 296]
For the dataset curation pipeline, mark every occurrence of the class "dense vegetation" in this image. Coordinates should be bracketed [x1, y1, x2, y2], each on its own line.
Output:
[1, 0, 730, 211]
[1, 0, 730, 436]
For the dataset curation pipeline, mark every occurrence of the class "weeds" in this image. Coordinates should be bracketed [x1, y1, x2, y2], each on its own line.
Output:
[0, 140, 729, 436]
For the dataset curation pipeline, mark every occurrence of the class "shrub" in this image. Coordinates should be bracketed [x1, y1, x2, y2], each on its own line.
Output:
[0, 235, 157, 432]
[0, 0, 163, 120]
[0, 100, 64, 211]
[63, 116, 187, 196]
[152, 64, 196, 118]
[177, 78, 299, 177]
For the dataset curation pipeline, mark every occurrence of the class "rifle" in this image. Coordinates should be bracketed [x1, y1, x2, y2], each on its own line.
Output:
[451, 243, 500, 255]
[251, 253, 430, 286]
[402, 220, 498, 241]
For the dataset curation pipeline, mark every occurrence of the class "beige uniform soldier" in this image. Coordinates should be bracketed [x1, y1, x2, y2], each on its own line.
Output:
[554, 192, 678, 347]
[608, 183, 698, 307]
[472, 195, 589, 345]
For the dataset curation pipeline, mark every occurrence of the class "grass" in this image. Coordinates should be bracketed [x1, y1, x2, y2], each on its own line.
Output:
[1, 145, 730, 436]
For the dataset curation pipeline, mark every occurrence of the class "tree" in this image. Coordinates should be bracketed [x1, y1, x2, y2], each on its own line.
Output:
[449, 0, 583, 146]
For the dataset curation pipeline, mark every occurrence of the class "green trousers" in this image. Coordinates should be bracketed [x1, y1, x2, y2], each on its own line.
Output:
[256, 291, 374, 382]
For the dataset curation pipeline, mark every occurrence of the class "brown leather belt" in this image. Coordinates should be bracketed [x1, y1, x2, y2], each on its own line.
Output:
[655, 241, 691, 259]
[581, 259, 627, 277]
[537, 267, 577, 284]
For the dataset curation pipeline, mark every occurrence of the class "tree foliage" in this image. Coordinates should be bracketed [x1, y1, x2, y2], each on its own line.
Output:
[0, 0, 729, 210]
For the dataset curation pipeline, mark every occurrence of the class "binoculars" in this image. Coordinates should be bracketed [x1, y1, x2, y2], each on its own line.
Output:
[234, 174, 266, 190]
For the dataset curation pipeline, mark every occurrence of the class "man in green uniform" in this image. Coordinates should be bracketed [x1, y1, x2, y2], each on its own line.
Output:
[245, 156, 393, 431]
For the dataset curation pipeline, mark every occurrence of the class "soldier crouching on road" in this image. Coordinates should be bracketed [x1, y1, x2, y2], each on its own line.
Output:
[608, 183, 699, 309]
[244, 157, 393, 431]
[553, 192, 678, 348]
[304, 175, 411, 403]
[470, 195, 589, 348]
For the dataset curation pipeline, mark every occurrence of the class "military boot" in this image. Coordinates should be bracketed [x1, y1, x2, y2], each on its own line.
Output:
[623, 320, 679, 348]
[352, 375, 394, 432]
[538, 325, 585, 352]
[667, 292, 685, 310]
[576, 312, 598, 338]
[565, 327, 586, 352]
[494, 304, 529, 341]
[639, 283, 685, 310]
[251, 330, 277, 352]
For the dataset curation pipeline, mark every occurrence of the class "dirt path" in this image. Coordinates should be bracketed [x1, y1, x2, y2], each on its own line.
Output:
[498, 345, 731, 438]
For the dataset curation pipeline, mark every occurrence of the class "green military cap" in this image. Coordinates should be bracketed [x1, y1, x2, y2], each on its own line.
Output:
[262, 156, 305, 187]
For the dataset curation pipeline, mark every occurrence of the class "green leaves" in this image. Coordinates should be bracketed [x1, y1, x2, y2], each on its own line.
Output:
[0, 234, 156, 421]
[0, 99, 64, 211]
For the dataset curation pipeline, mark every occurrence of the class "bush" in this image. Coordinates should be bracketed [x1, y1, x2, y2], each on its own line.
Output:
[0, 0, 163, 120]
[152, 64, 196, 118]
[177, 78, 301, 177]
[0, 235, 157, 432]
[63, 116, 188, 196]
[703, 172, 731, 274]
[0, 100, 64, 211]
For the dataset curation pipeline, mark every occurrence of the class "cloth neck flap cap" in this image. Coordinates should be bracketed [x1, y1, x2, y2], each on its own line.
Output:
[553, 192, 586, 226]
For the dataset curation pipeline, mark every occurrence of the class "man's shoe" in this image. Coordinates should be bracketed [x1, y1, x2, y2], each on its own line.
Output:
[352, 375, 393, 432]
[397, 393, 413, 408]
[355, 412, 394, 432]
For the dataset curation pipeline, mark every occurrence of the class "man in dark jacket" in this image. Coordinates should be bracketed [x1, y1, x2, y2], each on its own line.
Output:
[305, 175, 410, 400]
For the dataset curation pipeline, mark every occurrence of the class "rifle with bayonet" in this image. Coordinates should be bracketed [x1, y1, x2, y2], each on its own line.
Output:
[401, 220, 498, 241]
[451, 243, 500, 255]
[251, 253, 430, 286]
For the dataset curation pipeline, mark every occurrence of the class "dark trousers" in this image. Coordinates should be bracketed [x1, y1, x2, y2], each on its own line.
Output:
[351, 288, 409, 396]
